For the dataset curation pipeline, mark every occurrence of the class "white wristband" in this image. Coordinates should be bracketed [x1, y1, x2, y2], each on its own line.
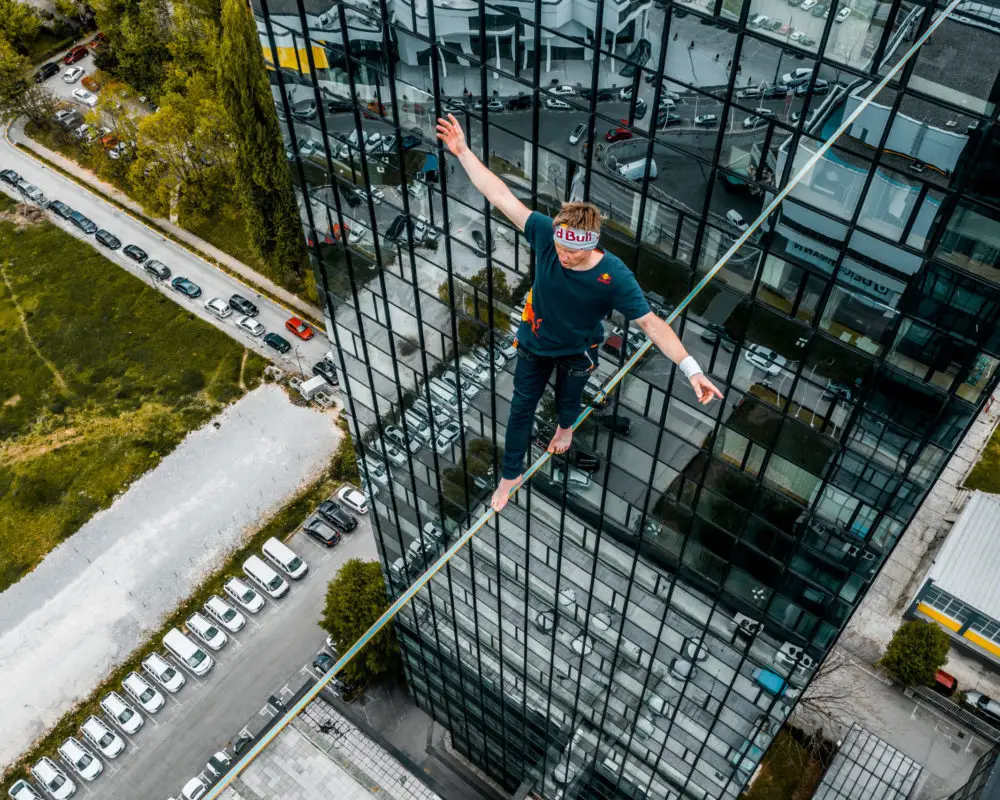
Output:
[679, 356, 703, 380]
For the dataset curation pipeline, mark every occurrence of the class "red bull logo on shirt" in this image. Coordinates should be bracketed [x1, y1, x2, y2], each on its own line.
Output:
[522, 288, 542, 335]
[598, 273, 611, 285]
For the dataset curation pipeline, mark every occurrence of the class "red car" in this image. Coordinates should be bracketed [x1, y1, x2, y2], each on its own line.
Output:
[63, 45, 89, 65]
[605, 124, 633, 143]
[88, 32, 107, 49]
[285, 317, 315, 340]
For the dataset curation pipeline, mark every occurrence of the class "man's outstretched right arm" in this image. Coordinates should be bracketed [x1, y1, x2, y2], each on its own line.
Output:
[436, 114, 531, 232]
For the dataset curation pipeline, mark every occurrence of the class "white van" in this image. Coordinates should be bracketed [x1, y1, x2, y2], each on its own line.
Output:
[617, 158, 658, 181]
[243, 555, 289, 598]
[428, 377, 462, 408]
[262, 537, 308, 580]
[142, 651, 186, 693]
[163, 628, 214, 677]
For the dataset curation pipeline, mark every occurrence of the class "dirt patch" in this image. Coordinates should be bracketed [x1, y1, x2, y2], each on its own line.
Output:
[0, 427, 81, 465]
[3, 394, 20, 407]
[238, 349, 248, 392]
[0, 261, 70, 394]
[0, 204, 47, 229]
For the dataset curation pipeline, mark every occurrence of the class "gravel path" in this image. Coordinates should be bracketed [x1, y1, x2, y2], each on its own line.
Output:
[0, 385, 340, 768]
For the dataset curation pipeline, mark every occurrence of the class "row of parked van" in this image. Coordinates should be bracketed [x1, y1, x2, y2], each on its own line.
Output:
[6, 538, 310, 800]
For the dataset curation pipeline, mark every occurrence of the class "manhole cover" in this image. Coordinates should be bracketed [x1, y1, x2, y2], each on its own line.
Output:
[951, 742, 961, 753]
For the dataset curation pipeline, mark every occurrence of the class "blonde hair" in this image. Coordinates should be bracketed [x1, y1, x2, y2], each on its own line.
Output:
[553, 202, 603, 232]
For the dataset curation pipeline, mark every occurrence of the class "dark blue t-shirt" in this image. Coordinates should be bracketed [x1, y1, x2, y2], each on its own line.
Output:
[516, 212, 650, 357]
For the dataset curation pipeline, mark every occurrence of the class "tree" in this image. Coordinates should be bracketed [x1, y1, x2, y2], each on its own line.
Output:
[52, 0, 93, 34]
[0, 39, 56, 127]
[218, 0, 303, 284]
[320, 559, 400, 685]
[878, 619, 950, 687]
[0, 0, 42, 51]
[161, 0, 218, 94]
[127, 72, 231, 225]
[112, 0, 171, 93]
[89, 80, 141, 149]
[437, 266, 513, 348]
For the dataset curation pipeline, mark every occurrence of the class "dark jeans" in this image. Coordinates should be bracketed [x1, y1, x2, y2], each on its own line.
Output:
[501, 347, 598, 480]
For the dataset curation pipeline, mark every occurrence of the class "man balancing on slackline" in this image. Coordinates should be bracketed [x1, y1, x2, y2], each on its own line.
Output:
[436, 114, 723, 513]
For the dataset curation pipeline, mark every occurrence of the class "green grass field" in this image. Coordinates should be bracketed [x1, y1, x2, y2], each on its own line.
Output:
[966, 424, 1000, 493]
[0, 202, 267, 592]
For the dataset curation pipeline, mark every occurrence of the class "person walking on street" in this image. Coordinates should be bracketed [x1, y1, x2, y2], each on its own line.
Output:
[435, 114, 723, 513]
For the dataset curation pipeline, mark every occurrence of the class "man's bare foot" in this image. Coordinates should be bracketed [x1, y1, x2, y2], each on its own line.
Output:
[547, 426, 573, 455]
[491, 476, 522, 512]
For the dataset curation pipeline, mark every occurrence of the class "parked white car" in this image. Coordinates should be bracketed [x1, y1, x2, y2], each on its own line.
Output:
[71, 88, 98, 107]
[7, 780, 42, 800]
[743, 344, 788, 375]
[360, 455, 390, 486]
[122, 671, 166, 713]
[100, 691, 143, 734]
[726, 209, 749, 232]
[31, 757, 75, 800]
[237, 315, 265, 337]
[57, 736, 103, 781]
[186, 612, 228, 650]
[62, 66, 85, 83]
[205, 297, 232, 319]
[181, 776, 209, 800]
[141, 651, 186, 693]
[552, 466, 591, 489]
[402, 409, 432, 443]
[548, 85, 576, 96]
[336, 484, 369, 514]
[440, 370, 479, 400]
[434, 420, 463, 454]
[458, 354, 491, 385]
[205, 594, 246, 632]
[372, 438, 407, 466]
[835, 6, 851, 21]
[224, 577, 266, 613]
[384, 423, 421, 455]
[80, 715, 125, 759]
[545, 97, 571, 110]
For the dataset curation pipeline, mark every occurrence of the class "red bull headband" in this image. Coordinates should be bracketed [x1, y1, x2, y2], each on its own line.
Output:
[553, 223, 600, 250]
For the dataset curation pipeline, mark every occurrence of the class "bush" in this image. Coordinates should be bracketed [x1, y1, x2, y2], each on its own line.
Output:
[320, 560, 400, 685]
[879, 619, 951, 687]
[178, 368, 206, 393]
[330, 433, 359, 483]
[398, 336, 418, 357]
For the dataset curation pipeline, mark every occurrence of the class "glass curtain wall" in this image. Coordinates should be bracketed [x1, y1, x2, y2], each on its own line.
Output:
[252, 0, 1000, 796]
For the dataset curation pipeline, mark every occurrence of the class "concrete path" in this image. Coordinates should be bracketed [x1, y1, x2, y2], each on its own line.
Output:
[0, 385, 339, 767]
[8, 117, 324, 322]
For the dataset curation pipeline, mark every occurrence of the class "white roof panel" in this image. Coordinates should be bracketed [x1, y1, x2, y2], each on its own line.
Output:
[927, 491, 1000, 620]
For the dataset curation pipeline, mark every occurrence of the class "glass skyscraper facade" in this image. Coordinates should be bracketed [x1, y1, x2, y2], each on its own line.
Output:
[252, 0, 1000, 796]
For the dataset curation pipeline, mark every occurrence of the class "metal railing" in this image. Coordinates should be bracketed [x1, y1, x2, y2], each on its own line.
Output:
[910, 686, 1000, 745]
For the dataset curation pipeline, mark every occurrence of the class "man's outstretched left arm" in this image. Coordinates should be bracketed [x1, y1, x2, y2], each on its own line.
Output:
[635, 312, 724, 405]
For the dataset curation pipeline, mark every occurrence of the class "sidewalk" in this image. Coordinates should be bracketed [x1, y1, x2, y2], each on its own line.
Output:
[8, 117, 324, 322]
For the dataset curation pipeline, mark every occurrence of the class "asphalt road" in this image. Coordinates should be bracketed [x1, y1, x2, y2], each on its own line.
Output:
[82, 519, 379, 800]
[2, 79, 332, 377]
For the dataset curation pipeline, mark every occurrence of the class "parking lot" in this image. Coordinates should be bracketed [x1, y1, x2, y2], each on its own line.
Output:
[37, 510, 379, 800]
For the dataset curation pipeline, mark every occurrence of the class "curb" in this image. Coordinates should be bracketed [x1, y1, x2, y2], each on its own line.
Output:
[4, 119, 327, 332]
